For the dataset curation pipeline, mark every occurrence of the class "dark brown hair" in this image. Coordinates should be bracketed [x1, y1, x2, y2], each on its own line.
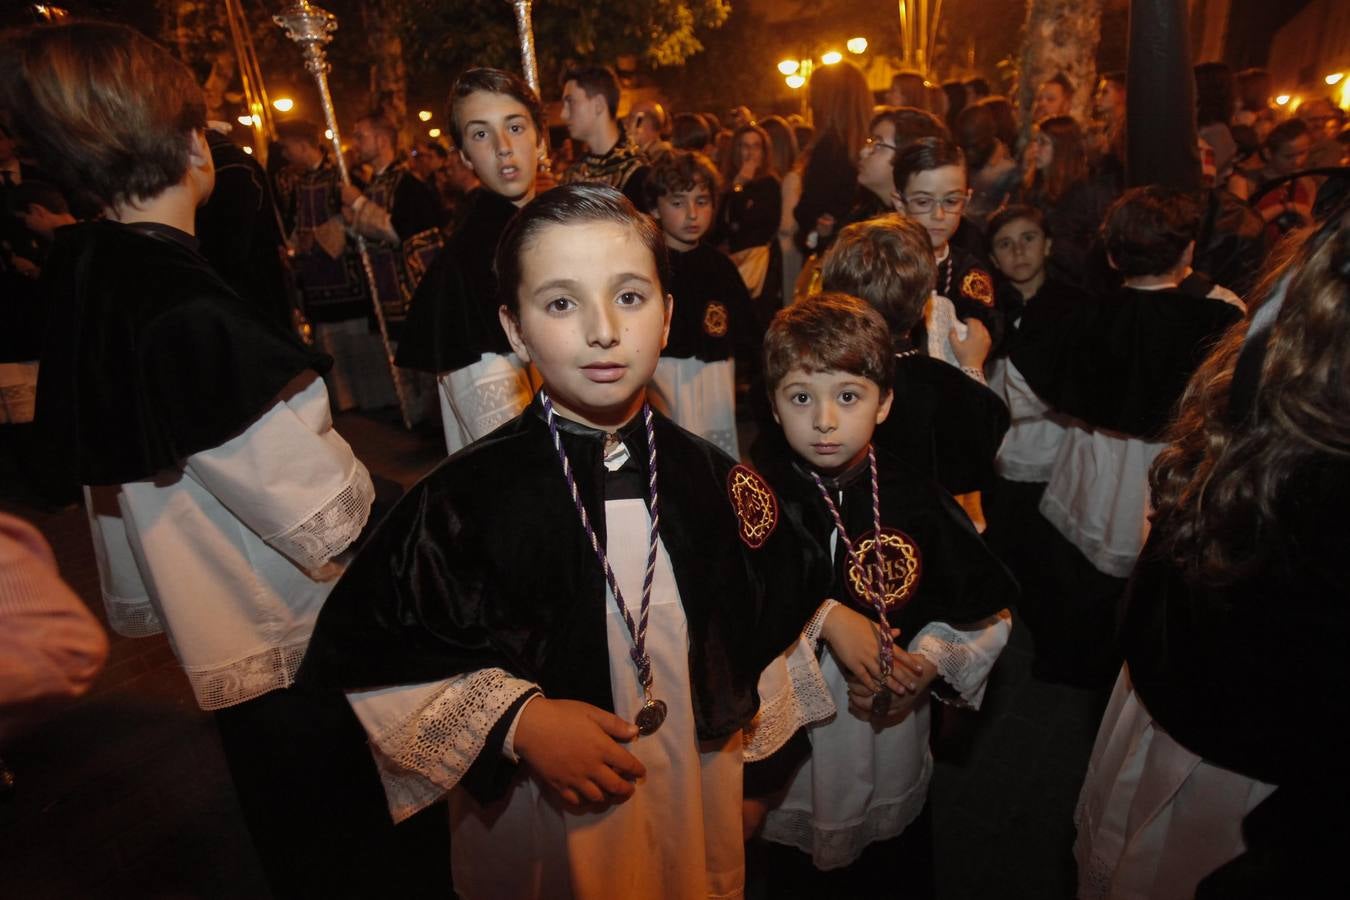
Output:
[495, 183, 669, 316]
[723, 123, 775, 182]
[1102, 185, 1200, 277]
[1026, 115, 1088, 204]
[0, 22, 206, 212]
[644, 150, 721, 210]
[562, 64, 620, 119]
[821, 214, 935, 337]
[448, 67, 544, 149]
[894, 135, 966, 193]
[806, 60, 872, 164]
[763, 292, 896, 394]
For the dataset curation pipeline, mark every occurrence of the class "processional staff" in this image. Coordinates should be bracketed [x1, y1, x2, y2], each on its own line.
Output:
[274, 0, 413, 429]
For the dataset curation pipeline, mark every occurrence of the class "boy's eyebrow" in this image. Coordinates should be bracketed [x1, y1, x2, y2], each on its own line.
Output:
[531, 277, 580, 296]
[609, 272, 656, 288]
[529, 273, 656, 296]
[463, 113, 528, 129]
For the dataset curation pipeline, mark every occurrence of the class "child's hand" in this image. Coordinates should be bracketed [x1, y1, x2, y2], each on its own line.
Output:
[513, 698, 646, 807]
[845, 651, 939, 721]
[820, 604, 924, 695]
[950, 317, 992, 369]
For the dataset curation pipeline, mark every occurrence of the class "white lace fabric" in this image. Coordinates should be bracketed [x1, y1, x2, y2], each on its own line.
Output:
[102, 590, 163, 638]
[909, 610, 1012, 709]
[744, 631, 836, 763]
[266, 470, 374, 575]
[185, 640, 308, 711]
[351, 669, 540, 823]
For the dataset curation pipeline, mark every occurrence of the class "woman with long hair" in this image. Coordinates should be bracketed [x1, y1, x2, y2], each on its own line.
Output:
[1020, 115, 1116, 284]
[791, 60, 872, 257]
[1075, 207, 1350, 898]
[717, 122, 780, 252]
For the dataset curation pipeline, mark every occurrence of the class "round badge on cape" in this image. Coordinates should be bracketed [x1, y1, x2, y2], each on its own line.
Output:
[703, 301, 729, 337]
[962, 269, 995, 306]
[845, 527, 923, 611]
[727, 464, 778, 549]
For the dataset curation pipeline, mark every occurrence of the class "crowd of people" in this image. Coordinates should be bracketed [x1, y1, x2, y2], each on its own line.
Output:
[1, 14, 1347, 900]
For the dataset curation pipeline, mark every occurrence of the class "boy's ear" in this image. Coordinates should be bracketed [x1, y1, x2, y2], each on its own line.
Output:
[875, 388, 894, 425]
[1179, 240, 1196, 271]
[498, 305, 532, 363]
[459, 146, 475, 172]
[1043, 236, 1053, 256]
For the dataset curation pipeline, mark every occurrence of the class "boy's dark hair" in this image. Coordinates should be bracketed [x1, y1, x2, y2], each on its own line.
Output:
[954, 102, 998, 170]
[1102, 185, 1201, 277]
[0, 22, 206, 213]
[644, 150, 721, 211]
[415, 139, 449, 160]
[1263, 117, 1308, 153]
[894, 136, 966, 192]
[495, 183, 670, 316]
[9, 179, 69, 216]
[670, 112, 710, 151]
[821, 214, 935, 337]
[986, 204, 1046, 246]
[1044, 72, 1075, 98]
[562, 65, 620, 119]
[965, 77, 991, 99]
[763, 292, 896, 395]
[355, 111, 399, 148]
[448, 67, 544, 148]
[873, 106, 949, 152]
[276, 118, 322, 147]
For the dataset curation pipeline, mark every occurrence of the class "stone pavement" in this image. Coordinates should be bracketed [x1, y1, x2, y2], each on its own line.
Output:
[0, 409, 1109, 899]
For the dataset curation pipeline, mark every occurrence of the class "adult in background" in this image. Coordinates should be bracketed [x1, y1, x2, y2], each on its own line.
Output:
[955, 101, 1021, 228]
[558, 64, 650, 206]
[1032, 73, 1075, 123]
[1020, 115, 1117, 285]
[1227, 118, 1315, 247]
[791, 59, 871, 262]
[627, 98, 673, 162]
[1194, 63, 1238, 185]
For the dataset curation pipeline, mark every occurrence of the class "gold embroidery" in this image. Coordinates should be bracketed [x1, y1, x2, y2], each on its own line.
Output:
[727, 465, 778, 549]
[703, 301, 729, 337]
[846, 528, 923, 611]
[962, 269, 995, 306]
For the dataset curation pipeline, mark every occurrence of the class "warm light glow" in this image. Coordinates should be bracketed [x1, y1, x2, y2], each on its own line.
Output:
[1327, 73, 1345, 86]
[847, 37, 868, 54]
[324, 129, 334, 140]
[237, 115, 253, 127]
[418, 109, 433, 122]
[821, 51, 843, 66]
[252, 114, 262, 127]
[272, 97, 294, 112]
[778, 59, 800, 76]
[428, 128, 442, 138]
[242, 146, 254, 155]
[786, 74, 806, 90]
[1275, 94, 1291, 106]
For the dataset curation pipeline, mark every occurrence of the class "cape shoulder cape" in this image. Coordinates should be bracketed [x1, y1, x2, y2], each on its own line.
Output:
[35, 220, 329, 487]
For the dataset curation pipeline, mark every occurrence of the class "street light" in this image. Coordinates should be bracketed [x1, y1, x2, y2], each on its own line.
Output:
[1275, 94, 1291, 106]
[237, 114, 254, 127]
[418, 109, 433, 122]
[1327, 73, 1345, 86]
[778, 59, 800, 76]
[428, 127, 442, 138]
[786, 74, 806, 90]
[272, 97, 294, 112]
[821, 50, 843, 65]
[847, 37, 868, 54]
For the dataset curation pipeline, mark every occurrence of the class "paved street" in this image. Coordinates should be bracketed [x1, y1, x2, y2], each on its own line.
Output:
[0, 409, 1109, 899]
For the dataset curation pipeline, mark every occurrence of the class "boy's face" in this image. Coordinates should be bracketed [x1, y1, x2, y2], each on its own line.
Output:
[857, 119, 897, 200]
[561, 80, 604, 144]
[1033, 82, 1070, 121]
[771, 367, 893, 475]
[898, 164, 968, 253]
[456, 90, 539, 206]
[990, 217, 1050, 287]
[653, 185, 714, 251]
[500, 220, 672, 430]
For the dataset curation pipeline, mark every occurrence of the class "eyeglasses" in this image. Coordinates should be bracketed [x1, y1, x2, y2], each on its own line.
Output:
[901, 193, 969, 215]
[863, 136, 898, 153]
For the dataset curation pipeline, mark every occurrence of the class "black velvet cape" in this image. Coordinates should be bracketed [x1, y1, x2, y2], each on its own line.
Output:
[394, 189, 518, 373]
[1011, 284, 1243, 439]
[663, 243, 762, 363]
[300, 395, 829, 743]
[750, 438, 1017, 641]
[34, 220, 330, 487]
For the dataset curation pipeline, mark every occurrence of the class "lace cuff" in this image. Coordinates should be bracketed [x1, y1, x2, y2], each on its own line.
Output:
[909, 610, 1012, 709]
[102, 589, 163, 638]
[351, 669, 539, 823]
[960, 365, 988, 386]
[744, 636, 836, 763]
[802, 599, 839, 650]
[266, 462, 374, 575]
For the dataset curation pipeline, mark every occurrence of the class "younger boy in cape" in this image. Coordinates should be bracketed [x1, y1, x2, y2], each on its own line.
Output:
[396, 67, 545, 454]
[644, 150, 760, 457]
[747, 294, 1016, 895]
[299, 184, 831, 899]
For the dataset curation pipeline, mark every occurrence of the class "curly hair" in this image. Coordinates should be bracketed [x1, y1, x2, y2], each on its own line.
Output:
[1149, 208, 1350, 585]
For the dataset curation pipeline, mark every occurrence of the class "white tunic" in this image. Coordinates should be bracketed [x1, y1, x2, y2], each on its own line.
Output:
[1075, 668, 1275, 900]
[84, 373, 374, 710]
[647, 357, 739, 459]
[349, 498, 744, 899]
[437, 351, 537, 456]
[987, 356, 1072, 483]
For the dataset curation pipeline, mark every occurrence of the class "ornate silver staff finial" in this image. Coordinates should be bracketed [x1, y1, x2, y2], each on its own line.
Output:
[275, 0, 413, 428]
[509, 1, 540, 94]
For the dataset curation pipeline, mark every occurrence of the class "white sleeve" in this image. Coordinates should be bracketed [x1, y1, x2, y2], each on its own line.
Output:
[347, 669, 540, 823]
[183, 373, 374, 575]
[1001, 360, 1053, 425]
[909, 609, 1013, 710]
[743, 600, 839, 763]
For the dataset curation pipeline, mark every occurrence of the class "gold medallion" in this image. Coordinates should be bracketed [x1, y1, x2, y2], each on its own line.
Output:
[727, 464, 778, 549]
[845, 527, 923, 611]
[703, 301, 729, 337]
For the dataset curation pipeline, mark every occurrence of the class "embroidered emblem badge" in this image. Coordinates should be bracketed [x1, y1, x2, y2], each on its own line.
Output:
[962, 269, 995, 306]
[727, 464, 778, 549]
[703, 301, 729, 337]
[845, 527, 923, 611]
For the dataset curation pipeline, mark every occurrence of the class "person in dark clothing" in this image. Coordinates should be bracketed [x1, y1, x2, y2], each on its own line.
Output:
[792, 60, 871, 257]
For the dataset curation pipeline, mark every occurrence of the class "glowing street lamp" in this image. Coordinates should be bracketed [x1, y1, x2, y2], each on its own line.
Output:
[418, 109, 433, 122]
[1275, 94, 1291, 106]
[821, 50, 843, 65]
[847, 37, 868, 54]
[428, 127, 442, 138]
[272, 97, 295, 112]
[237, 114, 254, 127]
[1327, 73, 1345, 86]
[242, 146, 254, 155]
[324, 128, 334, 140]
[786, 74, 806, 90]
[778, 59, 800, 76]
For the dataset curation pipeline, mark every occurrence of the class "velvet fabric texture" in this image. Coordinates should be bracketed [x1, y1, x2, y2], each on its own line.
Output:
[394, 188, 519, 373]
[34, 220, 330, 487]
[300, 394, 828, 744]
[750, 439, 1016, 640]
[1011, 284, 1242, 439]
[664, 243, 762, 363]
[938, 245, 1006, 354]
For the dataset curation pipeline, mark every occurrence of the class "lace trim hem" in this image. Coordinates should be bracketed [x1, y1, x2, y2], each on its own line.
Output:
[102, 589, 163, 638]
[911, 615, 1009, 710]
[744, 636, 836, 763]
[267, 463, 374, 574]
[761, 753, 933, 870]
[369, 669, 538, 823]
[184, 640, 307, 711]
